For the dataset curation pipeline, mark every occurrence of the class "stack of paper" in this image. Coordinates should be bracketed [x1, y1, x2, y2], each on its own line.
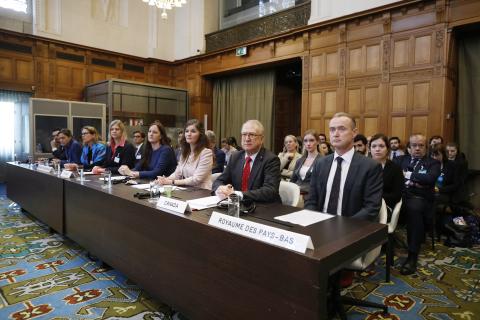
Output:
[275, 210, 333, 227]
[186, 196, 221, 210]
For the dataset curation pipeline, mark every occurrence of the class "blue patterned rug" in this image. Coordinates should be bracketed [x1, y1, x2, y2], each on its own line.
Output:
[0, 194, 478, 319]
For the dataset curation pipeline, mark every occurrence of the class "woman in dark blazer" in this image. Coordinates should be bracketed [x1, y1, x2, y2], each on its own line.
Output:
[369, 133, 403, 211]
[290, 129, 323, 200]
[92, 120, 136, 175]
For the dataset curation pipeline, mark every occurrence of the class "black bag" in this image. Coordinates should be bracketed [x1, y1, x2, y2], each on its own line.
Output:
[443, 221, 473, 248]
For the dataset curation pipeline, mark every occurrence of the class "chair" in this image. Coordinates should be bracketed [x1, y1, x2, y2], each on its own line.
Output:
[386, 199, 402, 282]
[333, 199, 389, 319]
[279, 181, 301, 207]
[211, 172, 221, 184]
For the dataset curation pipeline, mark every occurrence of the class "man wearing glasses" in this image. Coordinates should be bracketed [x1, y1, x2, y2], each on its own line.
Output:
[132, 131, 145, 164]
[394, 134, 440, 275]
[213, 120, 281, 203]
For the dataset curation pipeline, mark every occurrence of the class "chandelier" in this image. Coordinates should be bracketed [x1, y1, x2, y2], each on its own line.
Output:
[142, 0, 187, 19]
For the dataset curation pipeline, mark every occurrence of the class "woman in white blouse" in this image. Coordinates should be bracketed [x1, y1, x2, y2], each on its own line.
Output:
[157, 119, 213, 190]
[278, 135, 302, 179]
[290, 130, 323, 199]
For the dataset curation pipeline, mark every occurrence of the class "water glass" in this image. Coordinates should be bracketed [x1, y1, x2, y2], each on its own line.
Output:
[148, 181, 158, 203]
[227, 194, 240, 218]
[164, 185, 173, 198]
[79, 168, 84, 181]
[103, 169, 112, 187]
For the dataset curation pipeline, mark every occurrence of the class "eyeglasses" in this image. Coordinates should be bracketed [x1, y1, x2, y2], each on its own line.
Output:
[410, 143, 425, 148]
[241, 133, 262, 139]
[81, 132, 91, 135]
[133, 135, 142, 138]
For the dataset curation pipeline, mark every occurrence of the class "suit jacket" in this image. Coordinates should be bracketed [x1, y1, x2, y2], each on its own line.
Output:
[290, 154, 322, 196]
[304, 152, 383, 221]
[212, 147, 281, 203]
[382, 160, 404, 209]
[212, 147, 226, 174]
[389, 149, 405, 160]
[134, 143, 146, 166]
[393, 154, 441, 201]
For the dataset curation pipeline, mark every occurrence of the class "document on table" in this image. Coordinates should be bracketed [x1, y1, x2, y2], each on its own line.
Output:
[130, 184, 185, 191]
[83, 172, 95, 175]
[99, 176, 127, 181]
[186, 196, 221, 210]
[274, 209, 333, 227]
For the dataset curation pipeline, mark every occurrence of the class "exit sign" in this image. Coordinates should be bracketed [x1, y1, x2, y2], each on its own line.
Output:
[236, 46, 247, 56]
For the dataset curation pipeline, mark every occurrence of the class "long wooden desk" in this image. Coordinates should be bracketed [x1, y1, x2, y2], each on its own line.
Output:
[6, 163, 64, 234]
[6, 163, 387, 320]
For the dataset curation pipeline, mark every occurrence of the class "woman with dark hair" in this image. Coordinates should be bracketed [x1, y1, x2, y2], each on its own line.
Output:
[369, 133, 403, 210]
[431, 144, 461, 204]
[55, 128, 82, 168]
[290, 129, 322, 199]
[119, 122, 177, 179]
[319, 141, 334, 155]
[157, 119, 213, 189]
[227, 136, 241, 151]
[92, 119, 136, 174]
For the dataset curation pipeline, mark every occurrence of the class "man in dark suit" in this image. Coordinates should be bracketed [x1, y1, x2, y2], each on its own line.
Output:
[394, 134, 440, 275]
[132, 131, 145, 165]
[305, 113, 383, 221]
[206, 130, 226, 174]
[213, 120, 281, 203]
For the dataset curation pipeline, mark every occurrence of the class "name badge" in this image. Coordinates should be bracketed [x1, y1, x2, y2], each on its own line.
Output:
[114, 156, 120, 163]
[209, 211, 314, 254]
[157, 196, 190, 215]
[60, 170, 74, 179]
[418, 169, 427, 174]
[37, 164, 53, 173]
[136, 154, 142, 160]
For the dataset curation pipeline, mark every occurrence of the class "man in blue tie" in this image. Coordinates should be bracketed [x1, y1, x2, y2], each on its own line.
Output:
[394, 134, 440, 275]
[389, 136, 404, 160]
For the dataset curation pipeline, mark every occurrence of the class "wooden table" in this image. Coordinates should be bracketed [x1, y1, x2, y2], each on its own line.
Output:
[6, 163, 387, 320]
[6, 163, 64, 234]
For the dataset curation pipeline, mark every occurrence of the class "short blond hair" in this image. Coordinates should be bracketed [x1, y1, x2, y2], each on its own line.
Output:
[109, 119, 126, 141]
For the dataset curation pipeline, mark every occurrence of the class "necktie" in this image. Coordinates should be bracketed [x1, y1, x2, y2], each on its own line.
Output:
[409, 157, 419, 170]
[241, 156, 252, 192]
[327, 157, 343, 215]
[392, 151, 397, 159]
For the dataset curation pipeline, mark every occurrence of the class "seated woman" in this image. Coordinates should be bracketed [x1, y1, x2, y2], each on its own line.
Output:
[278, 135, 302, 179]
[92, 120, 135, 175]
[118, 122, 177, 180]
[369, 134, 403, 212]
[79, 126, 106, 170]
[319, 141, 334, 155]
[157, 119, 213, 189]
[431, 145, 460, 205]
[290, 130, 322, 200]
[55, 128, 82, 168]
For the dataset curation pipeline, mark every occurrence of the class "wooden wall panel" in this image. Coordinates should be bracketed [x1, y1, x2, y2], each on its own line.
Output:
[1, 0, 478, 141]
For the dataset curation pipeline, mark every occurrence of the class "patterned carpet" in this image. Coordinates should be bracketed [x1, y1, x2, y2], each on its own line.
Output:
[0, 194, 478, 319]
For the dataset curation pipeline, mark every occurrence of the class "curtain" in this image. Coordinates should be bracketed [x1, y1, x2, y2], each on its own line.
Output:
[0, 90, 31, 182]
[458, 35, 480, 170]
[213, 70, 275, 150]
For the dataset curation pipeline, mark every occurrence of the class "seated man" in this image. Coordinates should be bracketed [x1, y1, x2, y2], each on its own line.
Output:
[206, 130, 226, 174]
[213, 120, 281, 203]
[305, 112, 383, 221]
[51, 128, 66, 160]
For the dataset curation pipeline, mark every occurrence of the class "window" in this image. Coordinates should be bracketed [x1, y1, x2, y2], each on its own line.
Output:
[0, 0, 28, 13]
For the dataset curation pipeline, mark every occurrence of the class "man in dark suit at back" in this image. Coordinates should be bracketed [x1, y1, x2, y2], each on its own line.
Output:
[305, 112, 383, 221]
[213, 120, 281, 203]
[394, 133, 440, 275]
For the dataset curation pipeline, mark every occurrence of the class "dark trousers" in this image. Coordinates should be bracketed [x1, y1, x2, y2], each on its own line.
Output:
[404, 194, 434, 254]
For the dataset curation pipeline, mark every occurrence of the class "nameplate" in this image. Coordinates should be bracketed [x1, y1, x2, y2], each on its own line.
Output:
[157, 196, 190, 215]
[60, 170, 74, 179]
[208, 211, 314, 254]
[37, 165, 53, 173]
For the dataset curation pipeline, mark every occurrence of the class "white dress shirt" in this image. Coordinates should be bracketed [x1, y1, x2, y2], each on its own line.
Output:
[322, 147, 355, 215]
